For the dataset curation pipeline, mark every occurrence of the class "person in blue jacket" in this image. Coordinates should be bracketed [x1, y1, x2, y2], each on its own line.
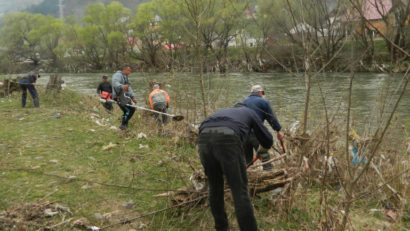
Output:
[19, 72, 40, 108]
[242, 85, 282, 170]
[112, 65, 138, 130]
[198, 103, 273, 231]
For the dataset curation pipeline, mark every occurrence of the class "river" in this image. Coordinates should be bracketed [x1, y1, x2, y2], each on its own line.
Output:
[12, 72, 410, 129]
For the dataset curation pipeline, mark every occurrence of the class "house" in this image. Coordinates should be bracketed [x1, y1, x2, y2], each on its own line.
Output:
[342, 0, 409, 37]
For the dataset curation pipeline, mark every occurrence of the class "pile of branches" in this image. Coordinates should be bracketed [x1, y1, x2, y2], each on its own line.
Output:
[155, 165, 300, 207]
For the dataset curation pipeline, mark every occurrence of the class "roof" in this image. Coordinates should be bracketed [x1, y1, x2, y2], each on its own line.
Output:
[363, 0, 392, 20]
[342, 0, 394, 22]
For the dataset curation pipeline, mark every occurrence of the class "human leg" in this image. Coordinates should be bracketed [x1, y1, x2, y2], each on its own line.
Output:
[27, 85, 39, 107]
[216, 135, 257, 231]
[20, 84, 27, 107]
[199, 134, 228, 231]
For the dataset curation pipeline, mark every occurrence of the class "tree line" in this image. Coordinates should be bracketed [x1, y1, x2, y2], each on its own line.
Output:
[0, 0, 408, 73]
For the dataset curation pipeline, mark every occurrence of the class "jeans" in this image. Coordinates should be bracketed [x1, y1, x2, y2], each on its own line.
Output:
[198, 128, 257, 231]
[19, 80, 39, 107]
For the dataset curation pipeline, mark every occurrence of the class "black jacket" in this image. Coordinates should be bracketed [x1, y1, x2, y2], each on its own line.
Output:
[97, 82, 112, 94]
[199, 105, 273, 149]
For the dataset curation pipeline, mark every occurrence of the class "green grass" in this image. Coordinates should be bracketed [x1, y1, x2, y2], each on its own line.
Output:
[0, 88, 201, 229]
[0, 88, 406, 230]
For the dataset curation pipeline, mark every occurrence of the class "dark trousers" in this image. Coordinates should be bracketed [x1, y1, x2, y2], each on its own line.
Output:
[20, 81, 39, 107]
[243, 133, 260, 165]
[118, 104, 135, 123]
[153, 103, 168, 125]
[102, 102, 113, 111]
[199, 129, 257, 231]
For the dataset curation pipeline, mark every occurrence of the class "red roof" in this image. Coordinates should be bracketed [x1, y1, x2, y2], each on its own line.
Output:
[363, 0, 392, 20]
[342, 0, 393, 22]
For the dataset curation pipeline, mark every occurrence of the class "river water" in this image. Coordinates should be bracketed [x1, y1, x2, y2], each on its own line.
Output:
[21, 72, 410, 129]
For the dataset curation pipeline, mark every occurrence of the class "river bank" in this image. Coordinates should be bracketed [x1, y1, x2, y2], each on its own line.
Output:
[0, 88, 408, 230]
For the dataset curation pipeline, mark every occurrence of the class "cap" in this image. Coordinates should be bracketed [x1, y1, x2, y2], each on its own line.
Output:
[251, 85, 264, 93]
[102, 75, 108, 79]
[153, 84, 160, 89]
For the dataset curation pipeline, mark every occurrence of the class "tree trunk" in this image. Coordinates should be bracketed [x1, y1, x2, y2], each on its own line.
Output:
[46, 74, 64, 93]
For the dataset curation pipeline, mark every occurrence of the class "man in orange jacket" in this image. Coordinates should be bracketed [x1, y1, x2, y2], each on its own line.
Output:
[149, 84, 170, 124]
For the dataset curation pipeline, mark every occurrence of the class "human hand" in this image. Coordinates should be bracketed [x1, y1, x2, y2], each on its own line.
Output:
[32, 83, 36, 86]
[132, 98, 137, 103]
[277, 132, 283, 141]
[122, 85, 129, 91]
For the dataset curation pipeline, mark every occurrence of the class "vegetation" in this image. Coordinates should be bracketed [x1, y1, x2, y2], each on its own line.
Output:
[0, 0, 408, 73]
[0, 80, 408, 230]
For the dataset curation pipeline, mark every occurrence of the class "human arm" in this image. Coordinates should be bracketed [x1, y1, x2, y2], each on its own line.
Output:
[96, 83, 102, 94]
[264, 101, 282, 131]
[149, 91, 154, 109]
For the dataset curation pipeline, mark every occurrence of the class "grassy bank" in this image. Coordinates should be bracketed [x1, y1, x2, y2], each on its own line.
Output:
[0, 89, 408, 230]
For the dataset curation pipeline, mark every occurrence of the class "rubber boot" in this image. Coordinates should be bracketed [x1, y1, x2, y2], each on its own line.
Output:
[33, 97, 40, 108]
[119, 119, 127, 130]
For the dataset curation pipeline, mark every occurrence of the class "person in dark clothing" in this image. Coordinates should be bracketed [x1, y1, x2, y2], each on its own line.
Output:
[198, 104, 273, 231]
[112, 65, 138, 130]
[96, 75, 113, 112]
[242, 85, 282, 170]
[19, 72, 40, 108]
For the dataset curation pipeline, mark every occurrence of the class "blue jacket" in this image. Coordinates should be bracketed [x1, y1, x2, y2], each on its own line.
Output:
[199, 105, 273, 149]
[20, 72, 38, 84]
[243, 93, 281, 131]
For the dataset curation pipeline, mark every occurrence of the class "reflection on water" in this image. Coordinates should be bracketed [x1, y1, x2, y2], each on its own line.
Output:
[26, 72, 410, 128]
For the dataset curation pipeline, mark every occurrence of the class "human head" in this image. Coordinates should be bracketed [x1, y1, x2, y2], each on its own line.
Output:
[28, 71, 40, 79]
[102, 75, 108, 82]
[121, 65, 132, 76]
[251, 84, 264, 96]
[153, 84, 160, 89]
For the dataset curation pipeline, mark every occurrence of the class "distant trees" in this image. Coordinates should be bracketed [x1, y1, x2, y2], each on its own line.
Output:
[0, 0, 408, 73]
[0, 13, 62, 68]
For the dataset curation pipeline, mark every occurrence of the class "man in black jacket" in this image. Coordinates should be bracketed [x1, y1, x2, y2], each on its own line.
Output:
[198, 103, 273, 231]
[19, 72, 40, 108]
[96, 75, 113, 112]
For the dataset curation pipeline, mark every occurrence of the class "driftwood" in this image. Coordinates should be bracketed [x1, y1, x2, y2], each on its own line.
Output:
[0, 78, 21, 97]
[46, 74, 64, 93]
[154, 167, 298, 206]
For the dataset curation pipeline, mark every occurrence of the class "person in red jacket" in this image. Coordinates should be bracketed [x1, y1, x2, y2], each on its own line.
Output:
[149, 84, 170, 124]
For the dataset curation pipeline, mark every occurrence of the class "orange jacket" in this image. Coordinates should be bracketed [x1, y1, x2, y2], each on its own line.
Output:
[149, 89, 170, 109]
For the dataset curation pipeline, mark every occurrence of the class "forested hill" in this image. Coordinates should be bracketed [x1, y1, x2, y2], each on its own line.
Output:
[0, 0, 42, 16]
[26, 0, 149, 18]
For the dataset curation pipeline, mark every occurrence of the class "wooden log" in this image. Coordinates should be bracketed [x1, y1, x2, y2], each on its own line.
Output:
[0, 78, 20, 97]
[154, 167, 299, 206]
[46, 74, 64, 93]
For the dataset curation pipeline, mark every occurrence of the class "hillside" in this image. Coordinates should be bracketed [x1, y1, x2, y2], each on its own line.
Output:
[26, 0, 149, 18]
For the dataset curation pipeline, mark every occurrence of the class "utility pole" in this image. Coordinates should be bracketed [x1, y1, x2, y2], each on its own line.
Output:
[58, 0, 64, 19]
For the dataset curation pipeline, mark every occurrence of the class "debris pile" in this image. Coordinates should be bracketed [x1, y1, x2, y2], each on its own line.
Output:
[155, 166, 299, 207]
[0, 201, 72, 230]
